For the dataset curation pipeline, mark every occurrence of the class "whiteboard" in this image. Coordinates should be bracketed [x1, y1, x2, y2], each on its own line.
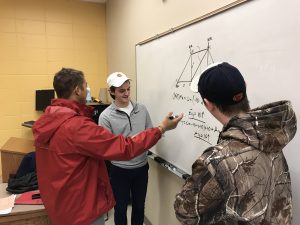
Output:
[136, 0, 300, 220]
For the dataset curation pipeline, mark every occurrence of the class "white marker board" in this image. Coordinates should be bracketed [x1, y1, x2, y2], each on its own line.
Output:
[136, 0, 300, 222]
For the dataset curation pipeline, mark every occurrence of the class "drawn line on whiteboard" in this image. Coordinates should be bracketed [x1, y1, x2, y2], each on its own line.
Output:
[180, 120, 220, 133]
[194, 137, 211, 145]
[175, 37, 214, 88]
[194, 132, 212, 145]
[188, 118, 205, 123]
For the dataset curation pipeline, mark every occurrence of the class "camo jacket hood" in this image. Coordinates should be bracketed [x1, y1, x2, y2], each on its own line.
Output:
[174, 100, 297, 225]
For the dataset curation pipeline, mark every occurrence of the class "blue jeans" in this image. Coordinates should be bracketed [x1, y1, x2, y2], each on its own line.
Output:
[110, 163, 149, 225]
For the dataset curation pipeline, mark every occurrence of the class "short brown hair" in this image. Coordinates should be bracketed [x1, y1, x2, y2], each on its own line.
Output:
[214, 95, 250, 117]
[53, 68, 84, 99]
[109, 86, 116, 100]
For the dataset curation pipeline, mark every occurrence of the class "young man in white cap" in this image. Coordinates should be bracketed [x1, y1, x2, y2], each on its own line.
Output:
[99, 72, 153, 225]
[174, 62, 296, 225]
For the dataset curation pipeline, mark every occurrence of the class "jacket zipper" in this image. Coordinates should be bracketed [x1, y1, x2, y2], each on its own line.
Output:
[115, 102, 139, 132]
[116, 110, 133, 131]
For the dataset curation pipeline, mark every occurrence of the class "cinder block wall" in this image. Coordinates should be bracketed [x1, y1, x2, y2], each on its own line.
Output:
[0, 0, 107, 175]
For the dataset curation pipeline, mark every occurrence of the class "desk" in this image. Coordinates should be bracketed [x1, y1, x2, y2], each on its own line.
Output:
[0, 183, 51, 224]
[0, 137, 35, 183]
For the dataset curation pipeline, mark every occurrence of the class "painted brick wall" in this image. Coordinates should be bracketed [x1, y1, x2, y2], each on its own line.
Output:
[0, 0, 107, 174]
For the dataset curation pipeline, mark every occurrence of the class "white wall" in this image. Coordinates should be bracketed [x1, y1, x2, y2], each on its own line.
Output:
[106, 1, 244, 224]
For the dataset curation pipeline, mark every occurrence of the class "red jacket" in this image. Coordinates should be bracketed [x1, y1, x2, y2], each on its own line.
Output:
[32, 99, 161, 225]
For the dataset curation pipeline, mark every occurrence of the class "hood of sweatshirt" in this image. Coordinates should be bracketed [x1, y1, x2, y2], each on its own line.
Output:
[220, 100, 297, 153]
[32, 98, 94, 147]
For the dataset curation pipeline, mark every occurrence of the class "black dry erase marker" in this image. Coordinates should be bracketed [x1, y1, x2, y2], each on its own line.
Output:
[182, 174, 190, 180]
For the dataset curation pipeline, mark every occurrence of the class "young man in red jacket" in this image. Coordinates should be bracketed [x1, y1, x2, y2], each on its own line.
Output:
[32, 68, 183, 225]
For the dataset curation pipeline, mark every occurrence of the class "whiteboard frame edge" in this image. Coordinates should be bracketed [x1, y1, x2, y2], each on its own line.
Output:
[136, 0, 251, 46]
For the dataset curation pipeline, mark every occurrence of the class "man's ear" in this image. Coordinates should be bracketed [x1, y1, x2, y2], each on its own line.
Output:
[203, 98, 215, 112]
[108, 89, 115, 96]
[74, 86, 81, 96]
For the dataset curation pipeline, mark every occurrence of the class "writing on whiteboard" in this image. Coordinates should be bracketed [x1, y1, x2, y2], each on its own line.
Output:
[170, 37, 220, 145]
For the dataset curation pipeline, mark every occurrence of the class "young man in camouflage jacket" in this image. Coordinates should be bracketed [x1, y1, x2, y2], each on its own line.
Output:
[174, 62, 297, 225]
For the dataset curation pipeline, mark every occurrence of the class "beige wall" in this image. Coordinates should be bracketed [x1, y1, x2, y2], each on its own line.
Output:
[0, 0, 107, 174]
[106, 1, 237, 224]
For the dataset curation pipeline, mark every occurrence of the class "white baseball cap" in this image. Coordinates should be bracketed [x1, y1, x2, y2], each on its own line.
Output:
[107, 72, 131, 88]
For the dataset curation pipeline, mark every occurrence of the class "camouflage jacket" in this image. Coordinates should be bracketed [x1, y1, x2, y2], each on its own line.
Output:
[174, 100, 297, 225]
